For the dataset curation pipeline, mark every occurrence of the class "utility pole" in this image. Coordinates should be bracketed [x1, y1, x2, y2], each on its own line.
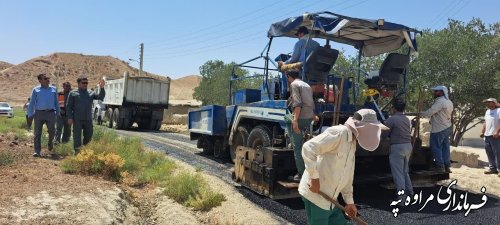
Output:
[139, 43, 144, 76]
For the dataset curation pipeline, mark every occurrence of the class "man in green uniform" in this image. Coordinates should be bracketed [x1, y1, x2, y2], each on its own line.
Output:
[67, 77, 105, 154]
[285, 70, 315, 182]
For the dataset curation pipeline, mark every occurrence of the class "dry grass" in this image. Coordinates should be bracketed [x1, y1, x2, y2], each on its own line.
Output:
[59, 127, 225, 211]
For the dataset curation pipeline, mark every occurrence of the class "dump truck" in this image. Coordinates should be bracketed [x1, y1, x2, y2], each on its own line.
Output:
[188, 11, 449, 199]
[93, 72, 170, 130]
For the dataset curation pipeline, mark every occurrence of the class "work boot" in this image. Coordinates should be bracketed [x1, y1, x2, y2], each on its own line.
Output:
[445, 167, 452, 173]
[484, 169, 498, 175]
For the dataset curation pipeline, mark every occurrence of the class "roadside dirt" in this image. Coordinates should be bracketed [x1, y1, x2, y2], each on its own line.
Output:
[0, 132, 283, 224]
[440, 146, 500, 198]
[168, 157, 285, 225]
[0, 133, 131, 225]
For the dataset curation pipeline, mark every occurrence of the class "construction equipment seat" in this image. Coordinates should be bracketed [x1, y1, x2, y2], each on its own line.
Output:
[304, 46, 339, 84]
[365, 53, 410, 90]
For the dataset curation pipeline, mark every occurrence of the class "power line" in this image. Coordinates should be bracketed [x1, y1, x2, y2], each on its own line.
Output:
[144, 0, 328, 57]
[429, 0, 464, 29]
[439, 0, 470, 28]
[145, 0, 371, 60]
[145, 33, 262, 57]
[146, 0, 297, 48]
[146, 0, 324, 52]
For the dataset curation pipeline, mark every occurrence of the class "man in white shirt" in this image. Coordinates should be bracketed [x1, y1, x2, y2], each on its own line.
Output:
[421, 85, 454, 173]
[300, 109, 388, 225]
[481, 98, 500, 176]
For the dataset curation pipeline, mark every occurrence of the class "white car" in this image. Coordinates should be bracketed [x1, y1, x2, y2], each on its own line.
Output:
[0, 102, 14, 118]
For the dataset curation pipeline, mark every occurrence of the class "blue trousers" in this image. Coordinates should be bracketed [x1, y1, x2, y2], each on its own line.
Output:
[484, 136, 500, 171]
[430, 127, 452, 168]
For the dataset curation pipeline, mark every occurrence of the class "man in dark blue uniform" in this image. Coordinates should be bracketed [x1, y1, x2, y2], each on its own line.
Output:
[67, 77, 105, 154]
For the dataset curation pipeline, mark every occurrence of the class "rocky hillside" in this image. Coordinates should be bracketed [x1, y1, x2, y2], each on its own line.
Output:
[0, 61, 13, 71]
[0, 53, 177, 105]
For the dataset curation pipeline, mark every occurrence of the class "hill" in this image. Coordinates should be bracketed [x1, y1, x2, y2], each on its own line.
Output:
[0, 61, 13, 71]
[169, 75, 201, 101]
[0, 53, 168, 105]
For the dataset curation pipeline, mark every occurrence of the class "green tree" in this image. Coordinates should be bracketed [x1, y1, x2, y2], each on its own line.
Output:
[193, 60, 260, 106]
[409, 18, 500, 146]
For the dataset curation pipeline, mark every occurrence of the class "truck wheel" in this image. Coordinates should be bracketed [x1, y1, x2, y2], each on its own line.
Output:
[155, 120, 163, 131]
[149, 119, 162, 131]
[230, 126, 249, 163]
[138, 120, 149, 130]
[107, 108, 114, 128]
[247, 125, 271, 152]
[200, 136, 214, 155]
[113, 108, 122, 129]
[213, 138, 227, 159]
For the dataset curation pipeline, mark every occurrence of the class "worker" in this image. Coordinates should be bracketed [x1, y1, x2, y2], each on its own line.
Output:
[284, 70, 315, 182]
[23, 97, 32, 130]
[481, 98, 500, 176]
[300, 109, 389, 225]
[27, 74, 60, 157]
[421, 85, 454, 173]
[67, 77, 105, 154]
[384, 100, 414, 200]
[55, 82, 72, 144]
[278, 26, 320, 71]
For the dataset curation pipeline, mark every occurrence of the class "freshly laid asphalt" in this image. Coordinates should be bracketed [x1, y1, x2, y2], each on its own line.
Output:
[117, 129, 500, 225]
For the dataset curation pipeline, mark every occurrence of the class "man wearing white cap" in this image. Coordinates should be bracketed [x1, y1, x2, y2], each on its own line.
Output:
[421, 85, 454, 173]
[299, 109, 388, 225]
[481, 98, 500, 176]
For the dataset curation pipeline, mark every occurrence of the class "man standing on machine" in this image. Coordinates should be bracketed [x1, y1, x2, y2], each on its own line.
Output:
[285, 70, 315, 182]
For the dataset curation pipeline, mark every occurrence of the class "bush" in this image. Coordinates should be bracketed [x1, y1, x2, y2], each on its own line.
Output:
[60, 128, 175, 183]
[54, 142, 74, 156]
[59, 157, 78, 173]
[188, 189, 226, 211]
[136, 151, 176, 185]
[0, 152, 14, 166]
[59, 127, 225, 212]
[92, 127, 119, 143]
[162, 172, 225, 211]
[163, 172, 204, 203]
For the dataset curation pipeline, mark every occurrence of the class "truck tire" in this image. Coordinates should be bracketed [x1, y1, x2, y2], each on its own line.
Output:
[230, 126, 249, 163]
[200, 136, 214, 155]
[247, 125, 271, 152]
[213, 138, 227, 159]
[149, 119, 162, 131]
[107, 108, 114, 128]
[113, 108, 121, 129]
[138, 119, 149, 130]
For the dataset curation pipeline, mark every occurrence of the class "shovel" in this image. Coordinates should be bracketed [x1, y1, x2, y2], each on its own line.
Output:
[319, 191, 369, 225]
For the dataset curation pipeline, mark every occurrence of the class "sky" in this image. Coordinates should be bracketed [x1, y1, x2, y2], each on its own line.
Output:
[0, 0, 498, 79]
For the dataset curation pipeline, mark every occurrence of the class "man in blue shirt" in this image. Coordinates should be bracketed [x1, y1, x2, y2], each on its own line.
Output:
[278, 26, 320, 73]
[27, 74, 60, 157]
